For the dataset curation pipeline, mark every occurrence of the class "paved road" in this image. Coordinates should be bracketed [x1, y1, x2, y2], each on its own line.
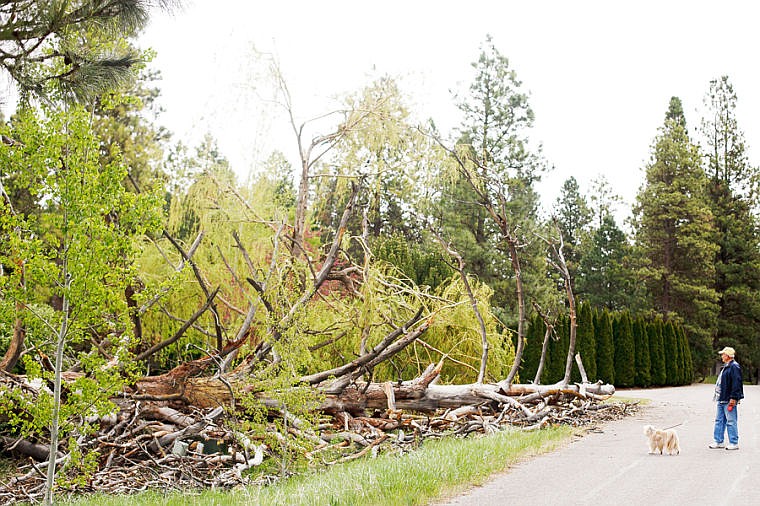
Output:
[436, 383, 760, 506]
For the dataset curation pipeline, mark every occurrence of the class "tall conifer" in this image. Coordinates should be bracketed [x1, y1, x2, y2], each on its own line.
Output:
[633, 97, 719, 374]
[701, 76, 760, 383]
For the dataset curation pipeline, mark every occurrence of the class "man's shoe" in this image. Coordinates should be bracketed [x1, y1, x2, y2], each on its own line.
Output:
[709, 441, 725, 448]
[725, 444, 739, 450]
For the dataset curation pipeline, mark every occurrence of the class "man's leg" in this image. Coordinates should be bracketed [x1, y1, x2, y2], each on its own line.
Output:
[712, 403, 726, 444]
[726, 405, 739, 446]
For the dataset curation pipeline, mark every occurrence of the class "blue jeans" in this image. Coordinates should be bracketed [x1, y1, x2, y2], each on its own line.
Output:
[713, 402, 739, 445]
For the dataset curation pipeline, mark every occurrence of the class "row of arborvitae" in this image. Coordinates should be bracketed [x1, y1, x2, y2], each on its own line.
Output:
[520, 302, 694, 388]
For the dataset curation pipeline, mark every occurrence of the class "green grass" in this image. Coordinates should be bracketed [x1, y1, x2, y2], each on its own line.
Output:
[61, 425, 573, 506]
[703, 375, 752, 385]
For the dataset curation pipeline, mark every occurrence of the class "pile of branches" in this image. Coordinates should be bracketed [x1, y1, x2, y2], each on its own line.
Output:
[0, 383, 638, 504]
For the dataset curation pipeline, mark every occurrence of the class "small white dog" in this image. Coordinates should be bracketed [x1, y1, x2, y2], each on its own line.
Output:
[643, 424, 680, 455]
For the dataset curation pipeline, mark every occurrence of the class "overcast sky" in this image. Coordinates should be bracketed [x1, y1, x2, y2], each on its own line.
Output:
[140, 0, 760, 223]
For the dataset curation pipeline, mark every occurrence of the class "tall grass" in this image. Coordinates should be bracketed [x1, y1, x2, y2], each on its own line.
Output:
[62, 426, 572, 506]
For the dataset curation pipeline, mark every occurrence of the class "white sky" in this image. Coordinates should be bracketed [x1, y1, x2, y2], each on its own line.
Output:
[140, 0, 760, 223]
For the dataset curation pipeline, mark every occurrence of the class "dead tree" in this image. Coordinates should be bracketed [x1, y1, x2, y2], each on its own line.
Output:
[432, 139, 528, 390]
[541, 221, 579, 387]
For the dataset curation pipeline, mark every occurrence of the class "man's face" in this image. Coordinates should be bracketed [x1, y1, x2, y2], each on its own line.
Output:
[721, 353, 732, 363]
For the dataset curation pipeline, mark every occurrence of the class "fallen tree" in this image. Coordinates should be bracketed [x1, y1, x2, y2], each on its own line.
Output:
[0, 77, 620, 504]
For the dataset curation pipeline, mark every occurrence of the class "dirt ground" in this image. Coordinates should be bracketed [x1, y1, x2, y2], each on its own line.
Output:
[435, 383, 760, 506]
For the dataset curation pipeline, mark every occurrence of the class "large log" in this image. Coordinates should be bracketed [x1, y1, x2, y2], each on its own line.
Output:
[130, 364, 615, 414]
[319, 381, 615, 413]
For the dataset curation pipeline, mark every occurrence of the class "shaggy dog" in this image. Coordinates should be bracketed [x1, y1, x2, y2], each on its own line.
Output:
[643, 424, 680, 455]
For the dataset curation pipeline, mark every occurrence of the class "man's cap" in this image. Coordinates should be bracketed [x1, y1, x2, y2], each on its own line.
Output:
[718, 346, 736, 357]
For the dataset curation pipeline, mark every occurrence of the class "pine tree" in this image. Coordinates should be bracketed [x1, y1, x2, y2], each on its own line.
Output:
[553, 177, 592, 297]
[633, 97, 719, 373]
[0, 1, 176, 102]
[577, 214, 642, 311]
[701, 76, 760, 383]
[436, 35, 547, 315]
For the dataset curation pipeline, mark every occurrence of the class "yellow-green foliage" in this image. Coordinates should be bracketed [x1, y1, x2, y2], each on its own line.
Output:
[135, 157, 514, 385]
[368, 274, 514, 384]
[303, 260, 514, 384]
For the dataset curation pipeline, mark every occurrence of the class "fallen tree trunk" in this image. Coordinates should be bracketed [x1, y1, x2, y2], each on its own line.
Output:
[128, 359, 615, 414]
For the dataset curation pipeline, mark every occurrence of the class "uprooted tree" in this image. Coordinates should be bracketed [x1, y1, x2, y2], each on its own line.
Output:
[0, 54, 616, 503]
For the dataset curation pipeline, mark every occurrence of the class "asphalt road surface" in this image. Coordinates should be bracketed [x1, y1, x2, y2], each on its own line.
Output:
[436, 383, 759, 506]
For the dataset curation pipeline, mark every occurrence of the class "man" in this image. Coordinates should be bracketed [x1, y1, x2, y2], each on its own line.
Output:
[709, 346, 744, 450]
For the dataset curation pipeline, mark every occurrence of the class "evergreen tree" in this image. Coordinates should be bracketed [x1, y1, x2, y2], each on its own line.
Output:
[648, 317, 667, 386]
[613, 311, 635, 387]
[520, 313, 543, 382]
[577, 214, 641, 311]
[701, 76, 760, 383]
[0, 1, 177, 102]
[546, 313, 569, 384]
[435, 35, 547, 318]
[673, 322, 685, 385]
[575, 301, 597, 381]
[663, 321, 680, 385]
[594, 308, 615, 384]
[678, 325, 695, 383]
[92, 65, 170, 194]
[633, 97, 719, 373]
[588, 175, 623, 228]
[553, 177, 592, 297]
[633, 315, 651, 387]
[372, 234, 453, 290]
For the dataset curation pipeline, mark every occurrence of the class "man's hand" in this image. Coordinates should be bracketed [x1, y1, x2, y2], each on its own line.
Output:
[728, 399, 737, 411]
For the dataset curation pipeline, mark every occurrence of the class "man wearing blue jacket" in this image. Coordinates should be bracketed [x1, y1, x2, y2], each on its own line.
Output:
[709, 346, 744, 450]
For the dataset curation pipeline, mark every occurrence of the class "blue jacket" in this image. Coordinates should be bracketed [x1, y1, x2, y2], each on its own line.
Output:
[718, 360, 744, 403]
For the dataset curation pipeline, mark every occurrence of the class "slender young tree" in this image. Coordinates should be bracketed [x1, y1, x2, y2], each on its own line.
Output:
[588, 175, 623, 228]
[0, 104, 162, 506]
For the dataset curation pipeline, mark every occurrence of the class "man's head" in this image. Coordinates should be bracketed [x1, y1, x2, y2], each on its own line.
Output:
[718, 346, 736, 363]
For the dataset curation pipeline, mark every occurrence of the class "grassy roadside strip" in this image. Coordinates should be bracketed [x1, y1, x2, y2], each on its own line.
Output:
[63, 425, 573, 506]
